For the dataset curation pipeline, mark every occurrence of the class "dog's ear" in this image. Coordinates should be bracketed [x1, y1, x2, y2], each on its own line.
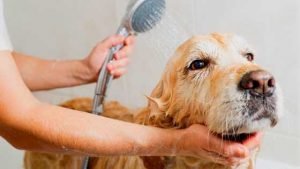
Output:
[146, 76, 178, 128]
[147, 66, 177, 116]
[146, 95, 164, 116]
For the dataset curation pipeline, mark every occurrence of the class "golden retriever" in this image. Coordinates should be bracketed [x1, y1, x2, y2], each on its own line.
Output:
[24, 33, 282, 169]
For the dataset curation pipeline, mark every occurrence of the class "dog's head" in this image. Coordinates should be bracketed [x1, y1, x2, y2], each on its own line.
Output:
[147, 33, 282, 142]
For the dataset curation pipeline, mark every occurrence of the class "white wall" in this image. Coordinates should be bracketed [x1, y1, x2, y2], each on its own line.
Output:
[1, 0, 300, 168]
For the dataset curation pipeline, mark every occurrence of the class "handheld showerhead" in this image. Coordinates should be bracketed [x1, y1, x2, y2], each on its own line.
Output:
[122, 0, 166, 34]
[92, 0, 166, 115]
[81, 1, 166, 169]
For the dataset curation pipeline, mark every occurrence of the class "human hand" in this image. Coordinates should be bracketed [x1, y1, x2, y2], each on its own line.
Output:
[177, 124, 263, 167]
[83, 35, 135, 81]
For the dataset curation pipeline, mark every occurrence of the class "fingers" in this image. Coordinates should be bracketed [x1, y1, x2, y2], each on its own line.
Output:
[101, 35, 126, 49]
[179, 125, 253, 167]
[111, 68, 127, 79]
[185, 125, 249, 158]
[206, 135, 249, 158]
[107, 58, 129, 78]
[203, 135, 251, 167]
[125, 36, 136, 45]
[101, 35, 135, 49]
[96, 35, 135, 60]
[107, 36, 134, 78]
[114, 46, 133, 60]
[84, 35, 134, 82]
[107, 58, 129, 70]
[114, 36, 135, 60]
[243, 132, 263, 150]
[225, 157, 250, 167]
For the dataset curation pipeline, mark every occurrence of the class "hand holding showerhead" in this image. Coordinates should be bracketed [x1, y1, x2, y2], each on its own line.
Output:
[92, 0, 166, 115]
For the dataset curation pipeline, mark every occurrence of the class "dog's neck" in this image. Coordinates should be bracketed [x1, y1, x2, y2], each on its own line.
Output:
[136, 97, 206, 129]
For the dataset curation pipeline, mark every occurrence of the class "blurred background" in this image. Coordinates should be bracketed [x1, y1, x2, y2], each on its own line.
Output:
[1, 0, 299, 168]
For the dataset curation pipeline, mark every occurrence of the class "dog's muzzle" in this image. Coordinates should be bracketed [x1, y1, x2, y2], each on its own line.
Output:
[239, 69, 278, 126]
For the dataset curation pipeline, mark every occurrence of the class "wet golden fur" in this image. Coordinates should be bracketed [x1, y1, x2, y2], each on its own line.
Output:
[24, 33, 281, 169]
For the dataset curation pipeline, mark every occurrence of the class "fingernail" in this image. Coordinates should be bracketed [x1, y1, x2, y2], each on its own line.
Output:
[110, 70, 115, 75]
[107, 64, 113, 70]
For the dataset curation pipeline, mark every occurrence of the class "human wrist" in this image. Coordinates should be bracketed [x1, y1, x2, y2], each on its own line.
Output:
[140, 128, 185, 156]
[74, 59, 98, 84]
[170, 128, 193, 156]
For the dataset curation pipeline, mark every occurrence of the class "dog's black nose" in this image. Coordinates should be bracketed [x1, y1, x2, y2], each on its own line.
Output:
[240, 70, 275, 97]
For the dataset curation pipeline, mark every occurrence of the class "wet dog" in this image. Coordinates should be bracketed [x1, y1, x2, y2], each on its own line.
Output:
[24, 33, 282, 169]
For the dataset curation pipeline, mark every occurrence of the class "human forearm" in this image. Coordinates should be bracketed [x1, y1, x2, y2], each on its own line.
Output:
[1, 99, 251, 161]
[1, 101, 177, 156]
[12, 36, 134, 91]
[2, 51, 176, 156]
[5, 102, 252, 158]
[1, 51, 174, 156]
[12, 52, 93, 91]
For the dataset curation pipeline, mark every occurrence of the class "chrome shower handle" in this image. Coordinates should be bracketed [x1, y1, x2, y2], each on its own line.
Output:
[92, 27, 130, 115]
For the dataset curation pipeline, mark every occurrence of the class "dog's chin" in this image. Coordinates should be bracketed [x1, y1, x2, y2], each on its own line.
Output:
[215, 93, 279, 143]
[214, 114, 275, 143]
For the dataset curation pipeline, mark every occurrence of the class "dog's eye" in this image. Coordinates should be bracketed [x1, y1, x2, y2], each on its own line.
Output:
[245, 53, 254, 61]
[189, 60, 209, 70]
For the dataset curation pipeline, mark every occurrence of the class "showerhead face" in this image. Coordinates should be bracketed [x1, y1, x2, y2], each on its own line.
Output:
[126, 0, 166, 33]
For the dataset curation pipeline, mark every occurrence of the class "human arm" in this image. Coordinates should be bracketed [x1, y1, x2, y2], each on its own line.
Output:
[11, 35, 134, 91]
[1, 51, 170, 156]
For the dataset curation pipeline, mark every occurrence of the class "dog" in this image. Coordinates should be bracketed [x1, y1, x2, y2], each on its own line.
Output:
[24, 33, 282, 169]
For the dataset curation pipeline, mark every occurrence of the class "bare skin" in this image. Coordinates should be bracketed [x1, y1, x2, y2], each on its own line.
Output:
[0, 35, 262, 167]
[12, 35, 133, 91]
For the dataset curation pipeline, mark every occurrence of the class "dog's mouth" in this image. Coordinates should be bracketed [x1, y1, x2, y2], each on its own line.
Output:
[217, 132, 258, 143]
